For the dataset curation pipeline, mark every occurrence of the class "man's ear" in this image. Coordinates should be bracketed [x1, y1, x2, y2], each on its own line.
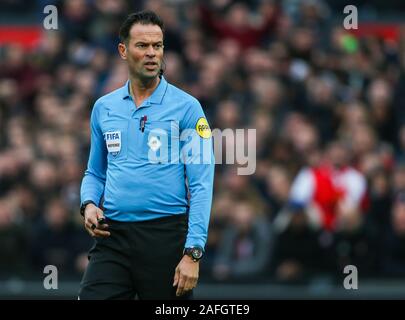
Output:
[118, 42, 127, 60]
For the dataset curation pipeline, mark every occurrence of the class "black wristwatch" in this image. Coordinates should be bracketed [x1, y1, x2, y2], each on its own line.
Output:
[80, 200, 95, 217]
[183, 246, 204, 262]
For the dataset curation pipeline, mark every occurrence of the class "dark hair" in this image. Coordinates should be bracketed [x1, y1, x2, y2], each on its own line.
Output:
[119, 10, 164, 43]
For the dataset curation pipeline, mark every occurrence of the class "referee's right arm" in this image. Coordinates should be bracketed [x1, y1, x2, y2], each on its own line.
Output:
[80, 101, 109, 237]
[81, 100, 107, 206]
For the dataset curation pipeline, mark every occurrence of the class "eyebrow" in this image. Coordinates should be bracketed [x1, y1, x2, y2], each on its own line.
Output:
[135, 41, 163, 44]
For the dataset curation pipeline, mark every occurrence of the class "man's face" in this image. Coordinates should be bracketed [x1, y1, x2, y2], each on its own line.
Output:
[119, 23, 164, 80]
[327, 144, 348, 168]
[393, 201, 405, 235]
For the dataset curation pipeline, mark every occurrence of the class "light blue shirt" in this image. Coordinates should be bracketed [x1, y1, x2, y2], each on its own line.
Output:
[80, 76, 215, 249]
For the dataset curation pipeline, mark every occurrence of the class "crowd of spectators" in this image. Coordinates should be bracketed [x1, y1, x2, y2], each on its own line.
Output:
[0, 0, 404, 285]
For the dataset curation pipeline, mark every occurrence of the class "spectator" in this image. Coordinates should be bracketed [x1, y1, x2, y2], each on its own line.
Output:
[0, 198, 29, 278]
[212, 201, 272, 281]
[287, 141, 367, 232]
[199, 1, 279, 49]
[270, 209, 328, 282]
[29, 198, 91, 278]
[382, 192, 405, 276]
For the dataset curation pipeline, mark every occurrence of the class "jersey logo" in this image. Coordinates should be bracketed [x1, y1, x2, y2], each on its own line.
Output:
[105, 131, 121, 156]
[196, 117, 211, 139]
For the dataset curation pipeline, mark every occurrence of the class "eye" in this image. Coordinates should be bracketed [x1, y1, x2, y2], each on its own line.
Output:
[136, 43, 147, 49]
[153, 43, 163, 50]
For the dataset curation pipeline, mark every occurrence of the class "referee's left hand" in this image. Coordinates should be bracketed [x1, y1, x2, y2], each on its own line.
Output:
[173, 255, 199, 297]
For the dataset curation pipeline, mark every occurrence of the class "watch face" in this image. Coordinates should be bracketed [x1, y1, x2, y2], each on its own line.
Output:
[192, 248, 202, 259]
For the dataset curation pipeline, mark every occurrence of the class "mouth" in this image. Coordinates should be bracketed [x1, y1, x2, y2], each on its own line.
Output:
[144, 62, 158, 70]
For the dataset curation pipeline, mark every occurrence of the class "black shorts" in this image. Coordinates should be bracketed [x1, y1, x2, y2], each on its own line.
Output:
[78, 213, 192, 300]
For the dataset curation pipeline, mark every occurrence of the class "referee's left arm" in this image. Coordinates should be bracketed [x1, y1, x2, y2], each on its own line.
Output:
[182, 99, 215, 250]
[173, 99, 215, 296]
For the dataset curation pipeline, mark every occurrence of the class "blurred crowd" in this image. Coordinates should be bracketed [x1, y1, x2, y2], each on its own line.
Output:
[0, 0, 405, 284]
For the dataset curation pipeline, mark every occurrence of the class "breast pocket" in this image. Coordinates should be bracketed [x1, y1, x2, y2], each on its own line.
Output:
[139, 120, 179, 164]
[103, 120, 129, 161]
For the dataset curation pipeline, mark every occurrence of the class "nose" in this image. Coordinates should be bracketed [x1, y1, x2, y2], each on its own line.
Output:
[146, 45, 156, 57]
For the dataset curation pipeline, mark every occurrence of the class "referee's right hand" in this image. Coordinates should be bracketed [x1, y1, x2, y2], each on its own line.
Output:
[84, 204, 110, 238]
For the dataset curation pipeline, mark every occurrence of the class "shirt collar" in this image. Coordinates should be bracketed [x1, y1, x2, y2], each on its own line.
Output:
[122, 76, 168, 105]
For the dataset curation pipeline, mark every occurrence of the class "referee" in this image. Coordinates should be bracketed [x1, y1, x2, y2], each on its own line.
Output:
[78, 11, 215, 300]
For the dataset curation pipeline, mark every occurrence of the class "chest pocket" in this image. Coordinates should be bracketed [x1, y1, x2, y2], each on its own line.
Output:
[138, 120, 179, 164]
[102, 119, 129, 161]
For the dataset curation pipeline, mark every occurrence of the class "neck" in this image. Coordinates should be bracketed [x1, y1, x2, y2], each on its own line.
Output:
[129, 75, 160, 102]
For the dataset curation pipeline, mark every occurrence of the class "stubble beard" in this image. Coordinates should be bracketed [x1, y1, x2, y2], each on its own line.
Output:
[130, 63, 161, 84]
